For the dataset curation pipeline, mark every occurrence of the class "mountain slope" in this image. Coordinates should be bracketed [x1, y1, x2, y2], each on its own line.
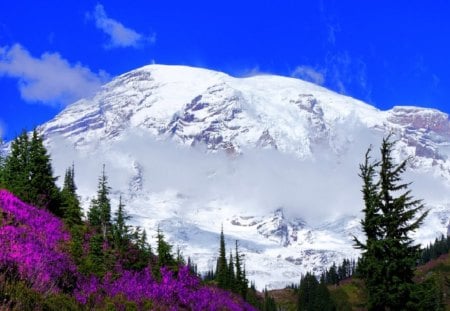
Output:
[39, 64, 450, 288]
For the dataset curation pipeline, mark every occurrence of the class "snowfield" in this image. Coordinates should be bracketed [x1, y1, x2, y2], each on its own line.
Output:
[38, 64, 450, 289]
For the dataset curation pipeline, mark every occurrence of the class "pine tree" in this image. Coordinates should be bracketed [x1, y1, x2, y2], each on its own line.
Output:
[85, 233, 105, 277]
[298, 272, 334, 311]
[0, 138, 5, 187]
[327, 262, 338, 285]
[61, 164, 82, 226]
[88, 165, 112, 240]
[3, 131, 29, 198]
[3, 130, 61, 215]
[226, 251, 235, 290]
[156, 227, 175, 268]
[234, 240, 247, 298]
[354, 136, 429, 310]
[112, 195, 131, 252]
[176, 246, 185, 265]
[216, 226, 228, 289]
[28, 129, 61, 214]
[263, 288, 277, 311]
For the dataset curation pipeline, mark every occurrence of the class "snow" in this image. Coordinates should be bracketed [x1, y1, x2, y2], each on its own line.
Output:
[37, 64, 450, 289]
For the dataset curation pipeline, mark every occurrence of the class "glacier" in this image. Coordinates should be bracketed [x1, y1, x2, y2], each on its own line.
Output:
[34, 64, 450, 289]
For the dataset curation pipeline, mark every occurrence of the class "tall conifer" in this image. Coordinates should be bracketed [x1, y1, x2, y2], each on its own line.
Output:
[354, 136, 429, 310]
[88, 165, 112, 240]
[3, 130, 60, 215]
[112, 195, 131, 252]
[216, 226, 228, 289]
[61, 164, 82, 226]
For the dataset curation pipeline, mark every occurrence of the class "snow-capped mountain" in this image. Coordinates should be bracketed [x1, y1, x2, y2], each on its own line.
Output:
[39, 64, 450, 289]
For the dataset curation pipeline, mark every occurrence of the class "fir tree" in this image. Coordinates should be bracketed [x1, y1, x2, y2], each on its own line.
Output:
[0, 139, 5, 187]
[85, 233, 105, 277]
[298, 272, 334, 311]
[216, 226, 228, 289]
[187, 257, 198, 275]
[139, 229, 151, 256]
[3, 131, 29, 198]
[176, 246, 185, 265]
[263, 288, 277, 311]
[88, 165, 112, 240]
[234, 240, 247, 298]
[112, 195, 131, 252]
[61, 164, 82, 226]
[156, 227, 175, 268]
[354, 136, 429, 310]
[226, 251, 235, 290]
[3, 130, 61, 215]
[28, 129, 61, 214]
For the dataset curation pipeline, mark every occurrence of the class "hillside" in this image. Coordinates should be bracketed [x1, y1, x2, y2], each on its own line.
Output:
[0, 189, 256, 310]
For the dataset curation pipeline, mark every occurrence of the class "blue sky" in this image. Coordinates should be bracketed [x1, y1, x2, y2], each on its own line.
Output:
[0, 1, 449, 140]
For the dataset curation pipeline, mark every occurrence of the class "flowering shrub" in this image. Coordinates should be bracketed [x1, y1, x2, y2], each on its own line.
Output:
[0, 189, 75, 293]
[0, 190, 256, 309]
[75, 266, 257, 310]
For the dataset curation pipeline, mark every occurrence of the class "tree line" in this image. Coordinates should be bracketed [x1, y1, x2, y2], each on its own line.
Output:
[0, 129, 274, 309]
[1, 130, 448, 310]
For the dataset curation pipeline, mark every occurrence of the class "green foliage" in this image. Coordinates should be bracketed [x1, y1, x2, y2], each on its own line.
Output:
[420, 235, 450, 264]
[0, 138, 5, 187]
[298, 272, 335, 311]
[0, 276, 80, 311]
[112, 195, 131, 254]
[408, 277, 444, 310]
[321, 258, 357, 285]
[216, 226, 228, 289]
[84, 233, 107, 277]
[103, 294, 142, 311]
[234, 240, 248, 299]
[262, 288, 277, 311]
[354, 136, 429, 310]
[125, 227, 152, 271]
[156, 227, 175, 269]
[226, 251, 235, 289]
[88, 165, 112, 240]
[329, 281, 366, 311]
[61, 164, 83, 227]
[2, 129, 61, 215]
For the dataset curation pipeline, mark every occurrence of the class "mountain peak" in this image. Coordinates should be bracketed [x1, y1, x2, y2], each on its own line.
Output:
[38, 64, 450, 288]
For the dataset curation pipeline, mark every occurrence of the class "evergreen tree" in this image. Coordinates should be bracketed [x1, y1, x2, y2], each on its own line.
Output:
[298, 273, 318, 311]
[61, 164, 82, 226]
[85, 233, 105, 277]
[3, 131, 29, 198]
[226, 251, 235, 290]
[262, 288, 277, 311]
[28, 129, 61, 214]
[215, 226, 228, 289]
[88, 165, 112, 240]
[298, 272, 334, 311]
[327, 263, 339, 285]
[187, 257, 198, 275]
[0, 138, 5, 187]
[3, 130, 61, 215]
[156, 227, 175, 268]
[234, 240, 247, 299]
[354, 136, 429, 310]
[112, 195, 131, 252]
[139, 229, 151, 256]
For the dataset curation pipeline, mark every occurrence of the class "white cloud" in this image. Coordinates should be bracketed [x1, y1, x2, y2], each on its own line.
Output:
[90, 4, 155, 49]
[291, 66, 325, 85]
[48, 123, 397, 226]
[0, 44, 108, 105]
